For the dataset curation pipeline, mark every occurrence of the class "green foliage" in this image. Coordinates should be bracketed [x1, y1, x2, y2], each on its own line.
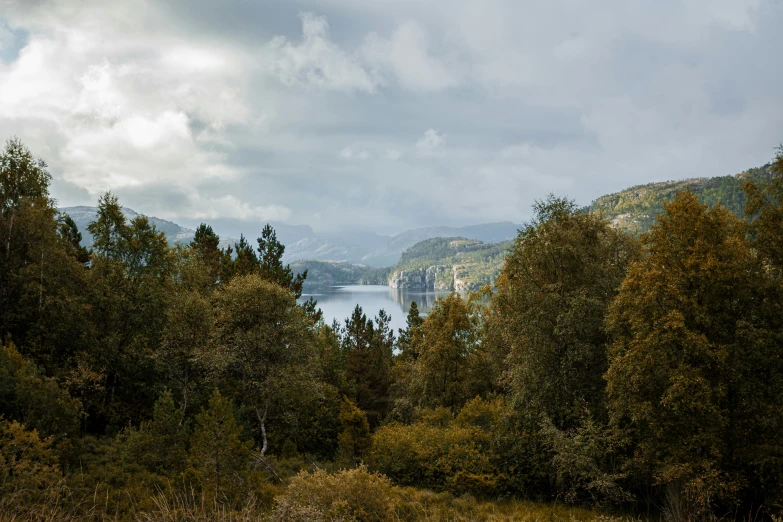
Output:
[605, 191, 783, 513]
[0, 418, 63, 506]
[370, 405, 504, 496]
[271, 466, 400, 521]
[257, 223, 307, 299]
[211, 274, 316, 453]
[122, 390, 189, 477]
[187, 390, 252, 500]
[157, 289, 212, 415]
[339, 305, 394, 427]
[406, 294, 486, 412]
[338, 397, 371, 466]
[588, 163, 778, 235]
[744, 147, 783, 271]
[487, 195, 639, 430]
[392, 237, 512, 290]
[0, 341, 82, 440]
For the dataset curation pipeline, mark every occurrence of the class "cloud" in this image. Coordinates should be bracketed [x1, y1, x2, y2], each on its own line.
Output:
[262, 12, 379, 93]
[0, 0, 781, 236]
[361, 21, 460, 92]
[416, 129, 446, 156]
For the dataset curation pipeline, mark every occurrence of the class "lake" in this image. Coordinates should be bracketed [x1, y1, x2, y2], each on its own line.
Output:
[299, 285, 456, 333]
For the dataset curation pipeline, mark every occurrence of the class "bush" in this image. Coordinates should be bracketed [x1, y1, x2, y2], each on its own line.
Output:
[0, 418, 63, 506]
[271, 466, 400, 521]
[369, 405, 504, 496]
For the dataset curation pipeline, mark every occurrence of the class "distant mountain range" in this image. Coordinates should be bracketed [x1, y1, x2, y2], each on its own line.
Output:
[59, 206, 520, 268]
[61, 161, 776, 271]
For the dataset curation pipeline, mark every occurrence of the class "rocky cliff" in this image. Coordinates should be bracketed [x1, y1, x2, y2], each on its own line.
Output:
[389, 264, 489, 292]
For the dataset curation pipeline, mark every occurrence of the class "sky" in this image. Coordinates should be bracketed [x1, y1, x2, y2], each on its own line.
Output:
[1, 0, 782, 236]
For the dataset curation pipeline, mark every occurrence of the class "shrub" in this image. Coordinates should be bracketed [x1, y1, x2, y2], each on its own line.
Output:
[271, 466, 399, 521]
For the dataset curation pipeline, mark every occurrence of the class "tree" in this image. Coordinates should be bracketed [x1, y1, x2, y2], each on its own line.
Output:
[123, 390, 189, 476]
[211, 274, 315, 456]
[157, 289, 212, 415]
[409, 294, 478, 412]
[57, 213, 89, 265]
[744, 147, 783, 271]
[188, 223, 230, 289]
[230, 234, 258, 278]
[188, 390, 252, 500]
[338, 397, 371, 466]
[85, 192, 173, 430]
[340, 306, 393, 427]
[0, 418, 63, 506]
[0, 139, 90, 373]
[257, 224, 307, 298]
[605, 191, 783, 514]
[396, 301, 423, 361]
[0, 341, 82, 441]
[486, 195, 638, 429]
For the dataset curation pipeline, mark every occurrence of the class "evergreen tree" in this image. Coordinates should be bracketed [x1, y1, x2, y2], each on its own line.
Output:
[341, 306, 393, 427]
[188, 390, 251, 500]
[124, 390, 188, 476]
[744, 147, 783, 271]
[396, 301, 423, 360]
[230, 234, 258, 278]
[257, 223, 307, 298]
[57, 214, 89, 265]
[189, 223, 228, 288]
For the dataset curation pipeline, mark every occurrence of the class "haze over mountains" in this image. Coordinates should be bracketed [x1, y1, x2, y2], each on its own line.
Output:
[62, 161, 777, 270]
[61, 205, 519, 268]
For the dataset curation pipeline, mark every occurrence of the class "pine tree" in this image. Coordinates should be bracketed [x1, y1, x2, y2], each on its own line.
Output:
[57, 214, 89, 265]
[257, 223, 307, 298]
[341, 306, 393, 427]
[396, 301, 423, 361]
[230, 234, 258, 278]
[124, 390, 188, 476]
[188, 390, 251, 500]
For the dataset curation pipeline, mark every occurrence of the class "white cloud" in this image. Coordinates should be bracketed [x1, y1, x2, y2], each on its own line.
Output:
[361, 21, 460, 92]
[416, 129, 446, 156]
[188, 194, 291, 222]
[262, 12, 379, 93]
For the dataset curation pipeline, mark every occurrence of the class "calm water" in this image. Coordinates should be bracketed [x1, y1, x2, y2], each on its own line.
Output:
[299, 285, 455, 333]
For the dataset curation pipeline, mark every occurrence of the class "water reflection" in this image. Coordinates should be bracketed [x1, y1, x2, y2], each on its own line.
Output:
[299, 285, 458, 333]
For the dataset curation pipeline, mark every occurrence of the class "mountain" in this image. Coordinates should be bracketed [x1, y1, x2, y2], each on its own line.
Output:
[358, 221, 519, 267]
[588, 163, 777, 235]
[385, 237, 511, 291]
[60, 206, 239, 251]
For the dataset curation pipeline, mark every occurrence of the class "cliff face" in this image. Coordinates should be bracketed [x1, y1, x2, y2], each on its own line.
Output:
[389, 264, 486, 292]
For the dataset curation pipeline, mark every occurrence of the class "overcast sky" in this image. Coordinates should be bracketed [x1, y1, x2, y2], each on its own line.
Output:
[1, 0, 782, 236]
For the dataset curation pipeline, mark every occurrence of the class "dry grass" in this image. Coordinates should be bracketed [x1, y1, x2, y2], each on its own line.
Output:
[0, 479, 642, 522]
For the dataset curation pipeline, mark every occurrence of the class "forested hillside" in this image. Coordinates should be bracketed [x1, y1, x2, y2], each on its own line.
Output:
[3, 137, 783, 521]
[589, 163, 777, 234]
